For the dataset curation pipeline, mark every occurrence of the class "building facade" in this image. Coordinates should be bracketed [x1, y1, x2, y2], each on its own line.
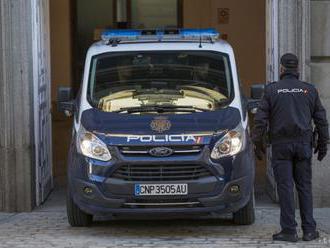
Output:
[0, 0, 330, 212]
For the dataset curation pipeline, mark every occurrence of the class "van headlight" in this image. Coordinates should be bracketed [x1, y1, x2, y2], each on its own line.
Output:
[76, 126, 111, 161]
[211, 125, 244, 159]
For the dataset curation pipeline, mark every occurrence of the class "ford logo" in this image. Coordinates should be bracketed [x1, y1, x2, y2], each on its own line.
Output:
[149, 147, 174, 157]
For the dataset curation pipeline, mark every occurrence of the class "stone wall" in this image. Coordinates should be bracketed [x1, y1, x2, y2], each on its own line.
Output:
[0, 0, 35, 211]
[311, 0, 330, 207]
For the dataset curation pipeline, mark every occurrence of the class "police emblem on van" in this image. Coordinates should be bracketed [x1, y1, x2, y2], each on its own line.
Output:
[150, 117, 171, 133]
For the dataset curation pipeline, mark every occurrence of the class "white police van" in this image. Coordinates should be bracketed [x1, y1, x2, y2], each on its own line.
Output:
[58, 29, 262, 227]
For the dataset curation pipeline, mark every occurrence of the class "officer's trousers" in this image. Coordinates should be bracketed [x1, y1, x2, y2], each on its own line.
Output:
[272, 142, 316, 234]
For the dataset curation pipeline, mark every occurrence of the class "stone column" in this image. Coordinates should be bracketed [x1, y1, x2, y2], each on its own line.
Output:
[266, 0, 311, 202]
[310, 0, 330, 207]
[0, 0, 35, 211]
[278, 0, 311, 81]
[267, 0, 311, 82]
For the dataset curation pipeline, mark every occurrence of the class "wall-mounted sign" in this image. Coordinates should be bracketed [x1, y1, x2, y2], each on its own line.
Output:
[218, 8, 230, 24]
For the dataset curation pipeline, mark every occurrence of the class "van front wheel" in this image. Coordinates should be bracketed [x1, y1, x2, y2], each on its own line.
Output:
[66, 192, 93, 227]
[233, 191, 255, 225]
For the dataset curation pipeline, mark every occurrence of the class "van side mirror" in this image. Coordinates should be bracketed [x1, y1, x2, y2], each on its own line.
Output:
[250, 84, 265, 100]
[248, 83, 265, 114]
[57, 87, 74, 117]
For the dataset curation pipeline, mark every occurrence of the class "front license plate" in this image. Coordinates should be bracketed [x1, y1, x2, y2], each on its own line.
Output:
[135, 184, 188, 196]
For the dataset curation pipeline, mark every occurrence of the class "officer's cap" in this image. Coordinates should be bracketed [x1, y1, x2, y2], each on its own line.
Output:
[280, 53, 298, 69]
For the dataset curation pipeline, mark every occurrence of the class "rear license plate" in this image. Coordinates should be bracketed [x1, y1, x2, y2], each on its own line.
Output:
[135, 184, 188, 196]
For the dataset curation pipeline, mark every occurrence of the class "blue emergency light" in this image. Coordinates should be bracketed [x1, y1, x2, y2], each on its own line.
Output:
[101, 29, 142, 40]
[180, 28, 219, 37]
[101, 28, 220, 43]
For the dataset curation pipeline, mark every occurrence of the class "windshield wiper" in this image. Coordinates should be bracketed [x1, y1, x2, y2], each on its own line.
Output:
[114, 105, 210, 114]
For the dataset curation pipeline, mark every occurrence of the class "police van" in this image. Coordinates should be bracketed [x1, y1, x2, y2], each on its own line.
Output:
[58, 28, 262, 227]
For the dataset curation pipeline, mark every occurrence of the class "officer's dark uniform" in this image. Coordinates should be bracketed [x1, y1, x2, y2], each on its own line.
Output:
[252, 54, 329, 242]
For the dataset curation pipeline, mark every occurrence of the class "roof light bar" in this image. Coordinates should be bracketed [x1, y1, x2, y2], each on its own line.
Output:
[101, 28, 220, 43]
[180, 28, 219, 38]
[101, 29, 142, 41]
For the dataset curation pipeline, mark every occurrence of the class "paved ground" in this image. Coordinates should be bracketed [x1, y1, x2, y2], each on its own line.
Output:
[0, 188, 330, 248]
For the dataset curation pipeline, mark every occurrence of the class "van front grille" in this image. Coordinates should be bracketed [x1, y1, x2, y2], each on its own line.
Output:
[119, 145, 203, 156]
[111, 164, 212, 181]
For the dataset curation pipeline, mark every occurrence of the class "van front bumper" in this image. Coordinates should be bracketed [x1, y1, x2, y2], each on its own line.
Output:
[70, 175, 251, 216]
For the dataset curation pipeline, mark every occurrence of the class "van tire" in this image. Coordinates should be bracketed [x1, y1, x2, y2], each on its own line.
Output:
[67, 192, 93, 227]
[233, 191, 255, 225]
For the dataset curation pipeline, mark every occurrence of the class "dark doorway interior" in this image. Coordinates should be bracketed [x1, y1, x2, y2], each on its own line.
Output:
[72, 0, 183, 90]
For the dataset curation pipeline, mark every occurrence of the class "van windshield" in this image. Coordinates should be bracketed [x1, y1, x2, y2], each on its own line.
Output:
[88, 51, 234, 114]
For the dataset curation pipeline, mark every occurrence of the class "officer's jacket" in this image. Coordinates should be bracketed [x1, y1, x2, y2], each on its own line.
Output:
[252, 72, 329, 145]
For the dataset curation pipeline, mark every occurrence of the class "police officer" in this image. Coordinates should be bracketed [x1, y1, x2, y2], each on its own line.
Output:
[252, 53, 329, 242]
